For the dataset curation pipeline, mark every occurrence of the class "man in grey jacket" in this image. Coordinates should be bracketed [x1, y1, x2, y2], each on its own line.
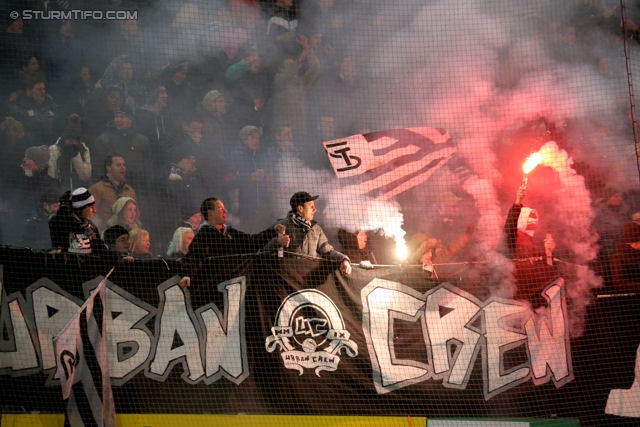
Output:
[266, 191, 351, 275]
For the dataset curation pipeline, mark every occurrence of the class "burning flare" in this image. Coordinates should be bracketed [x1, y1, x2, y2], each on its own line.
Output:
[396, 239, 408, 260]
[522, 152, 543, 174]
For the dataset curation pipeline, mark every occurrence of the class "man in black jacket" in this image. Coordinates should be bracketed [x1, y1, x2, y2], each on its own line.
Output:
[180, 197, 288, 287]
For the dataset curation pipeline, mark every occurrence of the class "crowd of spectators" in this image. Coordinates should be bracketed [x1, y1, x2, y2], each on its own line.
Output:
[0, 0, 639, 299]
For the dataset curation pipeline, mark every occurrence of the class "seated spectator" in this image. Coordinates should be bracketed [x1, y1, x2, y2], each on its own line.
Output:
[611, 215, 640, 292]
[129, 228, 153, 258]
[7, 78, 58, 146]
[19, 189, 61, 249]
[106, 197, 142, 231]
[48, 114, 92, 190]
[338, 229, 378, 264]
[48, 187, 108, 254]
[227, 125, 272, 232]
[88, 153, 137, 231]
[102, 225, 132, 258]
[92, 105, 150, 187]
[167, 227, 195, 258]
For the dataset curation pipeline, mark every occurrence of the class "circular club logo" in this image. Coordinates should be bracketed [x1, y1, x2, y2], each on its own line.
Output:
[265, 289, 358, 376]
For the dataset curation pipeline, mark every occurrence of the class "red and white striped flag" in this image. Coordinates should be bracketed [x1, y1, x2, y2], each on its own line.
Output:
[323, 127, 456, 199]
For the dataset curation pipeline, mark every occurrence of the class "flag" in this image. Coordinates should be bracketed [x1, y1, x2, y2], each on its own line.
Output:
[54, 269, 117, 427]
[323, 127, 456, 199]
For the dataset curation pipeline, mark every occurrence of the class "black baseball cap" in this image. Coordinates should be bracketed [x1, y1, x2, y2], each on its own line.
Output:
[290, 192, 319, 210]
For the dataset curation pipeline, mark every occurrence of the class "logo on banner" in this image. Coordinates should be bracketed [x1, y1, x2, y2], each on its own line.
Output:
[60, 349, 80, 380]
[265, 289, 358, 376]
[325, 141, 362, 172]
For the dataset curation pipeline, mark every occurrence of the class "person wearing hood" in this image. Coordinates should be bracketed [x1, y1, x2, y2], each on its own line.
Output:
[19, 189, 61, 249]
[48, 113, 92, 190]
[135, 84, 169, 147]
[106, 196, 142, 231]
[92, 104, 150, 188]
[48, 187, 108, 255]
[88, 153, 137, 231]
[502, 186, 559, 301]
[167, 143, 205, 215]
[263, 192, 352, 275]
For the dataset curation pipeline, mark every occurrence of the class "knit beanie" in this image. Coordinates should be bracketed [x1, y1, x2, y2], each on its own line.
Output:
[115, 104, 135, 120]
[25, 146, 50, 170]
[239, 125, 262, 141]
[103, 225, 129, 248]
[71, 187, 95, 209]
[110, 197, 135, 216]
[202, 90, 222, 107]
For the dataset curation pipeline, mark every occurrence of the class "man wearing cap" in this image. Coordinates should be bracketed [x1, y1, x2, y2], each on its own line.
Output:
[167, 143, 205, 216]
[92, 103, 150, 187]
[179, 197, 288, 287]
[48, 187, 108, 254]
[264, 192, 352, 275]
[88, 153, 137, 231]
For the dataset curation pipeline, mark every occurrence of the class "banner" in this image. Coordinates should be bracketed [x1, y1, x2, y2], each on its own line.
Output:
[0, 248, 639, 425]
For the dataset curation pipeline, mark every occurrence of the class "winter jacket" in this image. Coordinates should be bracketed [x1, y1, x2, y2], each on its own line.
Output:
[265, 212, 349, 263]
[49, 211, 107, 254]
[92, 126, 150, 187]
[88, 176, 137, 231]
[49, 138, 92, 191]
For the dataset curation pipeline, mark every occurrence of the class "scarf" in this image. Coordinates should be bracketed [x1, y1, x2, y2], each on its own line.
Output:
[291, 211, 312, 233]
[103, 174, 126, 199]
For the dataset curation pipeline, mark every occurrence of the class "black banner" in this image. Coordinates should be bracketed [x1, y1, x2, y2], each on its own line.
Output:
[1, 248, 639, 425]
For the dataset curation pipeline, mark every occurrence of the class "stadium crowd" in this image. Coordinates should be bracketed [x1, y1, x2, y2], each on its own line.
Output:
[1, 0, 640, 300]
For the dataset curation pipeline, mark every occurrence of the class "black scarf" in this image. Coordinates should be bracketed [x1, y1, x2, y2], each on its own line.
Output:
[290, 211, 312, 233]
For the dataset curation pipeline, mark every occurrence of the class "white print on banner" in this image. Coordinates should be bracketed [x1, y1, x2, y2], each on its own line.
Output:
[0, 270, 248, 387]
[361, 278, 573, 400]
[606, 345, 640, 417]
[265, 289, 358, 376]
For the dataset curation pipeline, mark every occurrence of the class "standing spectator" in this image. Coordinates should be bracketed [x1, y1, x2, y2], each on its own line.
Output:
[88, 153, 137, 231]
[48, 114, 92, 191]
[18, 145, 60, 210]
[227, 125, 272, 232]
[84, 86, 124, 140]
[200, 89, 233, 156]
[19, 189, 61, 249]
[136, 84, 169, 147]
[263, 192, 352, 274]
[269, 35, 320, 147]
[611, 216, 640, 292]
[167, 144, 204, 211]
[92, 104, 150, 188]
[179, 197, 284, 287]
[7, 78, 58, 146]
[48, 187, 108, 254]
[161, 61, 195, 128]
[0, 117, 30, 186]
[593, 186, 630, 285]
[105, 197, 142, 232]
[167, 227, 195, 258]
